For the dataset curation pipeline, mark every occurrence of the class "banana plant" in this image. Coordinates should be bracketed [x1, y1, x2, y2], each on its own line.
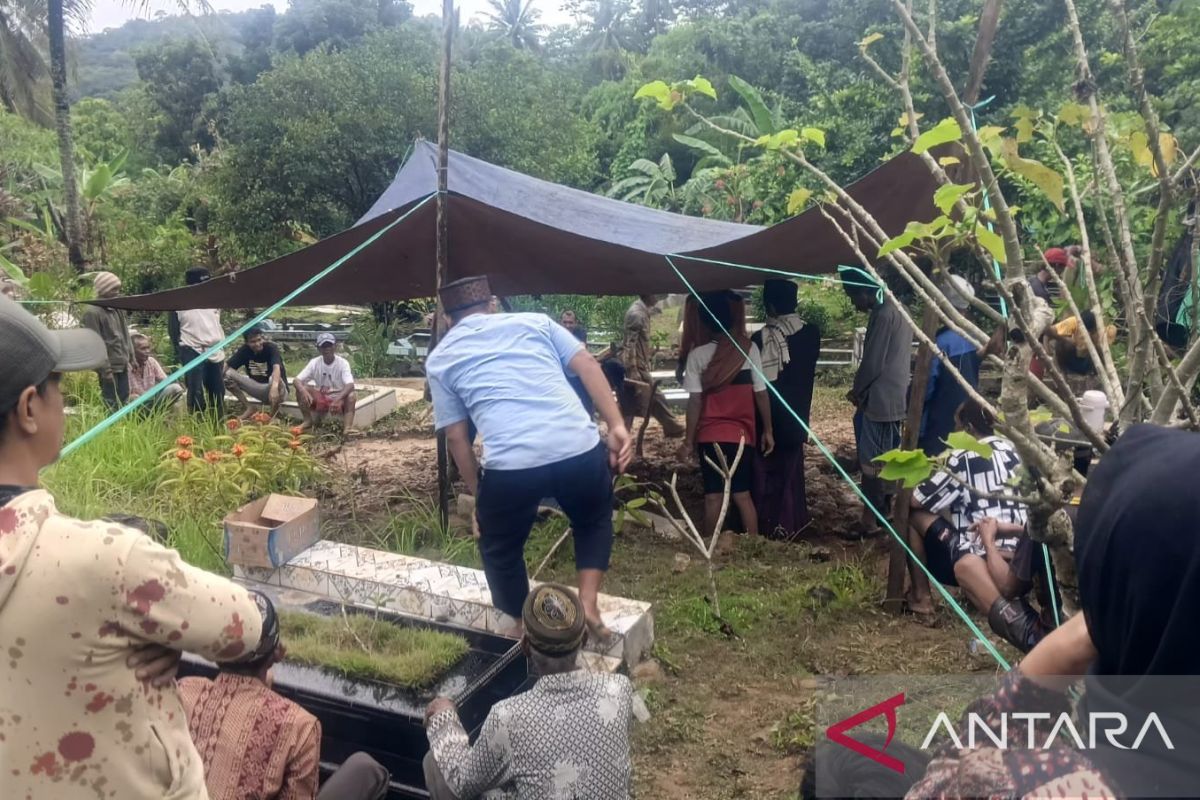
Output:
[608, 153, 678, 210]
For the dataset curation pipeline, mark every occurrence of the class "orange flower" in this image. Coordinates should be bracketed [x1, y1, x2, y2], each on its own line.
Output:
[226, 418, 241, 431]
[176, 435, 194, 448]
[290, 426, 303, 437]
[252, 412, 271, 425]
[175, 449, 194, 462]
[288, 439, 303, 451]
[231, 444, 247, 458]
[204, 451, 223, 464]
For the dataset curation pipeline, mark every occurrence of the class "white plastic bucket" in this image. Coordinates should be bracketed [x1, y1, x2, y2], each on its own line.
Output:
[1079, 390, 1109, 435]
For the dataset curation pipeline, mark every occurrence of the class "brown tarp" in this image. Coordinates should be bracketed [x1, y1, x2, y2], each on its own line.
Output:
[101, 140, 940, 311]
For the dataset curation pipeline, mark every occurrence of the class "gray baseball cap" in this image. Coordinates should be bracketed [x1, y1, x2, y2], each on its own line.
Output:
[0, 294, 107, 410]
[316, 332, 336, 347]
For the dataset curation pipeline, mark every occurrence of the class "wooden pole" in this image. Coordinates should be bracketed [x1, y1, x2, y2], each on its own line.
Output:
[433, 0, 454, 529]
[883, 303, 939, 614]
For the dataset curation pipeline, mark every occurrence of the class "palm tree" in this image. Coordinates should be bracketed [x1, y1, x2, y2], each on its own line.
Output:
[579, 0, 630, 79]
[47, 0, 84, 267]
[0, 0, 55, 124]
[483, 0, 544, 51]
[608, 153, 677, 210]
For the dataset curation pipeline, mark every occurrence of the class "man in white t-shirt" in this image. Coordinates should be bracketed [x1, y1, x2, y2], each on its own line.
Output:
[294, 333, 356, 433]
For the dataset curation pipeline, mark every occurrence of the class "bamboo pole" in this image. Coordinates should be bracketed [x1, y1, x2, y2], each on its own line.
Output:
[433, 0, 454, 529]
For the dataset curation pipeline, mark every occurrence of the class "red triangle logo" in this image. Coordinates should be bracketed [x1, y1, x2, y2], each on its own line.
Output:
[824, 692, 907, 774]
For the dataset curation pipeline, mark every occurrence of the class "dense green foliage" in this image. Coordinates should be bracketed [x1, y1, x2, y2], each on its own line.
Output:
[2, 0, 1198, 297]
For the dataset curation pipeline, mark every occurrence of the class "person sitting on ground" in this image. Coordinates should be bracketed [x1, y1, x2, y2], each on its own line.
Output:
[908, 424, 1200, 799]
[904, 401, 1034, 645]
[677, 290, 774, 539]
[1027, 246, 1071, 302]
[426, 275, 632, 638]
[81, 270, 134, 410]
[225, 326, 289, 419]
[919, 274, 983, 457]
[179, 613, 390, 800]
[423, 583, 635, 800]
[169, 267, 227, 415]
[750, 278, 819, 540]
[128, 332, 185, 414]
[841, 266, 910, 538]
[1045, 309, 1116, 376]
[0, 293, 272, 799]
[294, 333, 356, 434]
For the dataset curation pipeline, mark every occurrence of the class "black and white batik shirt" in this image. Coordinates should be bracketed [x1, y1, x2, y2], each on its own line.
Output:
[913, 435, 1028, 558]
[427, 670, 634, 799]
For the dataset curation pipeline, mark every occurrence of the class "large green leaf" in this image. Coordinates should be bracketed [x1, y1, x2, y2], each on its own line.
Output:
[728, 75, 775, 136]
[912, 117, 962, 154]
[999, 139, 1064, 211]
[933, 182, 972, 214]
[859, 31, 884, 48]
[975, 224, 1006, 262]
[683, 76, 717, 100]
[83, 164, 113, 202]
[874, 448, 933, 488]
[0, 253, 28, 287]
[801, 127, 826, 148]
[945, 431, 994, 458]
[787, 188, 812, 215]
[672, 134, 730, 165]
[634, 81, 675, 110]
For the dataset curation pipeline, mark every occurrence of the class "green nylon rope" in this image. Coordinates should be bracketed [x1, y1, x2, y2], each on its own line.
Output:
[668, 252, 881, 291]
[666, 254, 1011, 670]
[58, 192, 437, 460]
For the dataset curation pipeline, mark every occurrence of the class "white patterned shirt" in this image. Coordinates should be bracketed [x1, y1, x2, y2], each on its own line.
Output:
[427, 671, 634, 799]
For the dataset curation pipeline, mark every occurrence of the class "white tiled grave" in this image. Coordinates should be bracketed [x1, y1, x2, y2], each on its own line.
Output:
[234, 539, 654, 670]
[230, 383, 399, 427]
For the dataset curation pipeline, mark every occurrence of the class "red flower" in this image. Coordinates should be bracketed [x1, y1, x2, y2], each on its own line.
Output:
[176, 436, 194, 448]
[231, 444, 247, 458]
[288, 439, 303, 451]
[714, 179, 726, 190]
[226, 419, 241, 432]
[252, 412, 271, 425]
[204, 451, 223, 464]
[175, 449, 194, 462]
[290, 426, 303, 437]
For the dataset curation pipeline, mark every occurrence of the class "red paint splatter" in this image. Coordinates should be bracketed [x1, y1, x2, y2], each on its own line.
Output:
[0, 507, 18, 534]
[4, 565, 15, 575]
[55, 596, 68, 605]
[223, 613, 244, 641]
[83, 683, 95, 692]
[85, 693, 113, 713]
[97, 621, 123, 638]
[180, 621, 189, 630]
[30, 752, 60, 777]
[70, 632, 81, 639]
[139, 620, 159, 635]
[167, 631, 182, 642]
[58, 732, 94, 761]
[216, 640, 245, 659]
[126, 580, 166, 615]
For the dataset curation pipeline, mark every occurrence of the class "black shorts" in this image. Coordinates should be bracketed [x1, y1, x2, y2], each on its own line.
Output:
[923, 517, 962, 586]
[699, 442, 754, 495]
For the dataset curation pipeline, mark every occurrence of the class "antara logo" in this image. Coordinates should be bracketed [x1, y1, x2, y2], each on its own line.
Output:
[825, 692, 907, 775]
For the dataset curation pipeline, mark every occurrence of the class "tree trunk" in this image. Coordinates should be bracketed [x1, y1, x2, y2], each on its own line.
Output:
[47, 0, 84, 270]
[433, 0, 454, 529]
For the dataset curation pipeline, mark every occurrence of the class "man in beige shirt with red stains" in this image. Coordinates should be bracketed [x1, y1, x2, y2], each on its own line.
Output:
[0, 294, 272, 799]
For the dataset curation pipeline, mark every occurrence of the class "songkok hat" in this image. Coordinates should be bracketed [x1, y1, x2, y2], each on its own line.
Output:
[93, 271, 122, 298]
[440, 276, 492, 315]
[522, 583, 586, 655]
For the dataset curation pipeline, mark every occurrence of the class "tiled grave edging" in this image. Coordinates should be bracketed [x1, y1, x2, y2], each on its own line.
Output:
[234, 539, 654, 668]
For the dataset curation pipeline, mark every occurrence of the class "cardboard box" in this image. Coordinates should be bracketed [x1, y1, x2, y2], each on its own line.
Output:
[224, 494, 320, 569]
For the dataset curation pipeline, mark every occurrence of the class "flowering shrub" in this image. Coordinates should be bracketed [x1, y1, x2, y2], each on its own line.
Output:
[157, 418, 322, 509]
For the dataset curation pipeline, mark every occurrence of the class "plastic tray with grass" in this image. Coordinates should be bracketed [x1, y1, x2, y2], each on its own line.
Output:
[279, 609, 469, 688]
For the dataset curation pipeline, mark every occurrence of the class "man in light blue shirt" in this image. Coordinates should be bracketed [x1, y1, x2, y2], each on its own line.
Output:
[426, 275, 633, 637]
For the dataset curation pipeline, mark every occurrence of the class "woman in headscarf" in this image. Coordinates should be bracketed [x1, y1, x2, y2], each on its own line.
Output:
[751, 279, 820, 540]
[905, 423, 1200, 798]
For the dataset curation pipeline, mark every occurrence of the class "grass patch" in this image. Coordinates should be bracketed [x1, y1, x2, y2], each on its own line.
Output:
[280, 610, 469, 688]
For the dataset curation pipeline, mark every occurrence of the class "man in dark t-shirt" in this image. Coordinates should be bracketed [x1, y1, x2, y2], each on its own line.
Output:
[224, 326, 288, 418]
